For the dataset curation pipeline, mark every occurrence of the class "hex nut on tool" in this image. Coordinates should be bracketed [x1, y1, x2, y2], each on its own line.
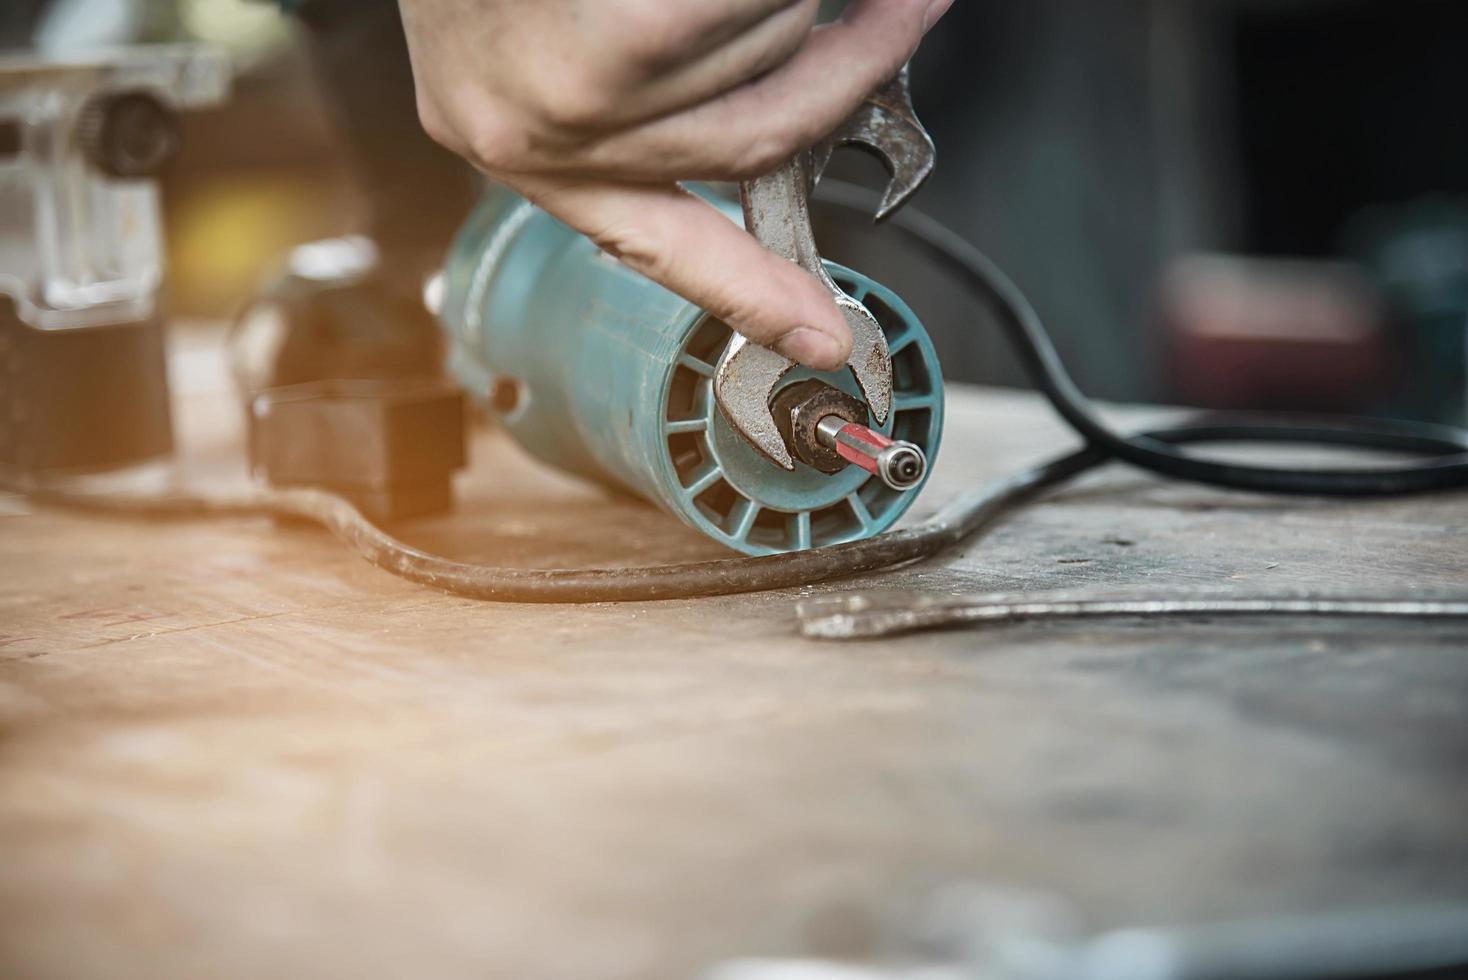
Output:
[771, 379, 869, 474]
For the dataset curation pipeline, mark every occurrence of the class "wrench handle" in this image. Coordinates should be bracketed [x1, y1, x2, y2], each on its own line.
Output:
[738, 155, 840, 295]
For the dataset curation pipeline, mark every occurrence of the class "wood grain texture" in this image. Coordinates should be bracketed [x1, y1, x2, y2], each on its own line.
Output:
[1, 334, 1466, 979]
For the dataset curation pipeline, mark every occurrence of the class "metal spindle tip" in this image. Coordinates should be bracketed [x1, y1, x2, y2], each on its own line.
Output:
[878, 442, 926, 491]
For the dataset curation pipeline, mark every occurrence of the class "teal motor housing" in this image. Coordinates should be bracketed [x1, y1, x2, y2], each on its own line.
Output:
[437, 186, 944, 555]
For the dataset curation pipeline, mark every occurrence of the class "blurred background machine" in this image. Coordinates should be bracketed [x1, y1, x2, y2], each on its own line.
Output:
[0, 44, 227, 473]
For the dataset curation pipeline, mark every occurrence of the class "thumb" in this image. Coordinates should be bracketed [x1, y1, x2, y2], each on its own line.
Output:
[510, 176, 852, 370]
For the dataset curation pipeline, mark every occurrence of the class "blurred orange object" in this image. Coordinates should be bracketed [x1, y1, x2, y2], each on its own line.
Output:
[1160, 254, 1395, 412]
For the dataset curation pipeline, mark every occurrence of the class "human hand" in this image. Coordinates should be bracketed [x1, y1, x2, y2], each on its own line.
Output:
[397, 0, 952, 369]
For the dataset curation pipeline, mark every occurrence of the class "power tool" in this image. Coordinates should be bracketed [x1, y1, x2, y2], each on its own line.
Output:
[0, 46, 228, 474]
[435, 72, 944, 556]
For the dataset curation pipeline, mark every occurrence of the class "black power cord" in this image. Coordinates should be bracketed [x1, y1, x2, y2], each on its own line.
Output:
[817, 181, 1468, 495]
[9, 189, 1468, 602]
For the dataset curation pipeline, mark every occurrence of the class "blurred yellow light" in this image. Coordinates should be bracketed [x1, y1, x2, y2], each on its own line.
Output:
[179, 0, 289, 62]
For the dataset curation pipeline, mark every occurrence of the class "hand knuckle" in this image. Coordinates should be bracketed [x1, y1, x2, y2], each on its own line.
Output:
[531, 71, 616, 130]
[597, 225, 661, 275]
[733, 130, 799, 179]
[415, 96, 456, 151]
[456, 110, 530, 172]
[614, 2, 683, 64]
[709, 297, 763, 336]
[592, 215, 674, 280]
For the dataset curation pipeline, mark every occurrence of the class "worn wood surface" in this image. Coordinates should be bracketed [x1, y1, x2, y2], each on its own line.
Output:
[2, 336, 1466, 980]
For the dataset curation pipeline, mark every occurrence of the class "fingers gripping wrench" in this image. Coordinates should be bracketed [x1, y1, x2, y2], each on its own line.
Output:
[713, 68, 936, 470]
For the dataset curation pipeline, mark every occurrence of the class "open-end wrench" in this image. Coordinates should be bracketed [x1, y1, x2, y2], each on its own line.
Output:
[713, 67, 935, 470]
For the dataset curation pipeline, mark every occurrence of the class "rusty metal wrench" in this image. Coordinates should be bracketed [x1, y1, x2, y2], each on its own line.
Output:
[713, 67, 936, 470]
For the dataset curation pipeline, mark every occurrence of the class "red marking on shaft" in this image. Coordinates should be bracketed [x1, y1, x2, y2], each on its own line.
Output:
[833, 422, 893, 476]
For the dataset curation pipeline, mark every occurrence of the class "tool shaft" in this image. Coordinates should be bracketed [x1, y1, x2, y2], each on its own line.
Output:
[815, 415, 926, 491]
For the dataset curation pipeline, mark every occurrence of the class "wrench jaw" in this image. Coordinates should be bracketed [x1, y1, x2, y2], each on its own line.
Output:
[713, 335, 798, 470]
[712, 295, 893, 472]
[837, 295, 892, 426]
[811, 67, 936, 223]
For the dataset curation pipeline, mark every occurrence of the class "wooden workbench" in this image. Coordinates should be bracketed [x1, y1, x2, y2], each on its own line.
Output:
[2, 334, 1466, 979]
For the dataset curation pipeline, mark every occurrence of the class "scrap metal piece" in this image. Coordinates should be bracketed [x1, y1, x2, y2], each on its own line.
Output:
[715, 68, 933, 469]
[703, 903, 1468, 980]
[797, 590, 1468, 640]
